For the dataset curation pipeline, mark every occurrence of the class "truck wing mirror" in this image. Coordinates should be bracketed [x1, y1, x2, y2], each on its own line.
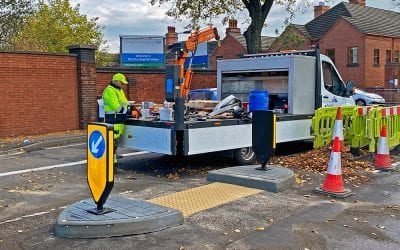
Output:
[346, 80, 355, 96]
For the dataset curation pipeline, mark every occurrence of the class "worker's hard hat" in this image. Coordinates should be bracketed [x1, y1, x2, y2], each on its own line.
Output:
[112, 73, 128, 84]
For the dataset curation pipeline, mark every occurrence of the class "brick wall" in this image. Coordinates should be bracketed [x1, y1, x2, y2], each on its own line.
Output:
[0, 50, 216, 138]
[96, 69, 216, 104]
[364, 36, 398, 88]
[0, 52, 79, 137]
[319, 18, 366, 88]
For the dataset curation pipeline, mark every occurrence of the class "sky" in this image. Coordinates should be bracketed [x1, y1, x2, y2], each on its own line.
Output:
[70, 0, 398, 53]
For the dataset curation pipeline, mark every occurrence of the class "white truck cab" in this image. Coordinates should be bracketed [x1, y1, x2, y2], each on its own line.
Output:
[320, 54, 354, 107]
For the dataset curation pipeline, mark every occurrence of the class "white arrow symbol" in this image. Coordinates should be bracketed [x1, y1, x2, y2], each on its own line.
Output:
[91, 135, 103, 154]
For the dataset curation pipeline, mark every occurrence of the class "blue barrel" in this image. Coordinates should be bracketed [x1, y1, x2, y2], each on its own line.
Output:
[249, 90, 269, 111]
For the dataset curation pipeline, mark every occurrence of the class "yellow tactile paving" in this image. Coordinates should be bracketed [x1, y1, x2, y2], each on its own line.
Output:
[149, 182, 263, 217]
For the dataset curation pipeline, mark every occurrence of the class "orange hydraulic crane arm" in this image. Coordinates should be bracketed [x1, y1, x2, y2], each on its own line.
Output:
[185, 26, 220, 51]
[174, 26, 220, 100]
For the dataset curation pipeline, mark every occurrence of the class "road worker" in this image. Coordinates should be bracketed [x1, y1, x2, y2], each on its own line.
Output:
[102, 73, 138, 168]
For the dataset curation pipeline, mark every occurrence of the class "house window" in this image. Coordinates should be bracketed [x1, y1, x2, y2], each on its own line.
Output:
[373, 49, 379, 66]
[348, 47, 358, 65]
[326, 49, 335, 64]
[394, 50, 399, 63]
[386, 50, 391, 63]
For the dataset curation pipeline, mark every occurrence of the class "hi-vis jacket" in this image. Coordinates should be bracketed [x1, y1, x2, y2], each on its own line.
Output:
[102, 83, 128, 125]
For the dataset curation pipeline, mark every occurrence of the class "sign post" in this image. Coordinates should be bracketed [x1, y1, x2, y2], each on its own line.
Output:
[87, 122, 114, 215]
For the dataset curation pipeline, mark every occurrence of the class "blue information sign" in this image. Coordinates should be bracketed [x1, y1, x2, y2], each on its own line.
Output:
[88, 130, 105, 159]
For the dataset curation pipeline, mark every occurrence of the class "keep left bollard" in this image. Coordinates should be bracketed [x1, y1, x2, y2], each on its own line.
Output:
[86, 122, 115, 215]
[55, 123, 184, 238]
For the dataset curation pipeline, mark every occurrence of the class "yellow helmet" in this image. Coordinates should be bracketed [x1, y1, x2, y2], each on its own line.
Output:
[112, 73, 128, 84]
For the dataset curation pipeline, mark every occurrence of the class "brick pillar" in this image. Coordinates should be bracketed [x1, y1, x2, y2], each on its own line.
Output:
[67, 44, 97, 129]
[165, 26, 178, 47]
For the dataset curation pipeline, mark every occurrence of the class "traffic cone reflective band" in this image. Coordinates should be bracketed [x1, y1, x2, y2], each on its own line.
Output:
[374, 124, 392, 170]
[331, 107, 345, 152]
[314, 136, 352, 198]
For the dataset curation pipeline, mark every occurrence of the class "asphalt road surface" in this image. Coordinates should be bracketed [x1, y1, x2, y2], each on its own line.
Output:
[0, 143, 399, 249]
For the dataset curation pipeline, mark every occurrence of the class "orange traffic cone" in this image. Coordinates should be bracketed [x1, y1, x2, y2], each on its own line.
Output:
[332, 107, 345, 152]
[314, 136, 352, 198]
[374, 124, 393, 171]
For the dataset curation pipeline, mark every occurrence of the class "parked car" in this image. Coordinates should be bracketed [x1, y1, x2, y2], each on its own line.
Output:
[188, 88, 218, 101]
[353, 88, 385, 106]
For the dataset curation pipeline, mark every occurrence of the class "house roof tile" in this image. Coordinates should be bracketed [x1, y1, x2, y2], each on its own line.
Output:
[305, 2, 400, 39]
[229, 32, 276, 52]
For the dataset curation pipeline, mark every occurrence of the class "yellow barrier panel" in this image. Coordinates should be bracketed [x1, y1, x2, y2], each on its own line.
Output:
[313, 105, 400, 154]
[350, 106, 372, 152]
[373, 107, 399, 150]
[312, 106, 356, 148]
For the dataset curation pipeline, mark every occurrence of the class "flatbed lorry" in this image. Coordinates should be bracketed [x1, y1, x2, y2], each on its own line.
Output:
[120, 48, 355, 164]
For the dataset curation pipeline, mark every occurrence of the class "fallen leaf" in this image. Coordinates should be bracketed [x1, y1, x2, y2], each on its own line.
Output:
[17, 230, 23, 233]
[255, 227, 265, 231]
[233, 229, 240, 233]
[377, 225, 385, 229]
[125, 176, 136, 180]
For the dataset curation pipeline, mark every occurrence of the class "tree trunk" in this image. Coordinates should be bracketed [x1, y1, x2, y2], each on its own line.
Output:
[244, 20, 263, 54]
[243, 0, 274, 54]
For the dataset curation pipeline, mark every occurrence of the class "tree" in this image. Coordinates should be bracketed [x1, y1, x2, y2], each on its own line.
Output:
[0, 0, 35, 49]
[270, 24, 305, 51]
[9, 0, 111, 66]
[150, 0, 312, 54]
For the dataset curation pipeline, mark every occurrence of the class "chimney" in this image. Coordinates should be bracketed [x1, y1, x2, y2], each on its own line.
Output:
[165, 26, 178, 47]
[349, 0, 366, 6]
[314, 2, 330, 18]
[226, 19, 240, 35]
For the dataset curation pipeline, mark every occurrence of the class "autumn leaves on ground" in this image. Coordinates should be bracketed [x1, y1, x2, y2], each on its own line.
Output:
[269, 145, 373, 186]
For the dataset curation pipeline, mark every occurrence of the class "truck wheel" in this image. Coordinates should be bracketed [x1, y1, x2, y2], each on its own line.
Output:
[234, 147, 257, 165]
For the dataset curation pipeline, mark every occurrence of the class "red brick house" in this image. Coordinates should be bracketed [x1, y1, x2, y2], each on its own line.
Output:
[209, 19, 276, 70]
[271, 0, 400, 89]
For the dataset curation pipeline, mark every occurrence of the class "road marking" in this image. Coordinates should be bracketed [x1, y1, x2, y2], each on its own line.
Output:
[0, 151, 150, 178]
[0, 160, 87, 177]
[0, 211, 50, 225]
[120, 151, 149, 157]
[45, 143, 85, 149]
